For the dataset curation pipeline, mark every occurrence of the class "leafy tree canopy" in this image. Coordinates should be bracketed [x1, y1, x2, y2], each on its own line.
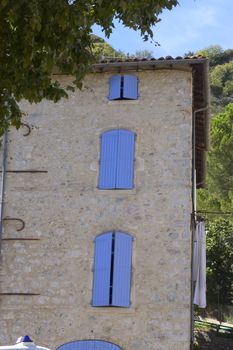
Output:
[134, 49, 154, 58]
[197, 45, 233, 68]
[0, 0, 178, 135]
[206, 218, 233, 305]
[196, 46, 233, 110]
[197, 103, 233, 212]
[210, 62, 233, 106]
[92, 36, 125, 60]
[195, 50, 233, 309]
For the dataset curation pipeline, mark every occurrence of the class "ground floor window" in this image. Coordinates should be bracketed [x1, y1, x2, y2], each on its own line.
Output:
[57, 340, 122, 350]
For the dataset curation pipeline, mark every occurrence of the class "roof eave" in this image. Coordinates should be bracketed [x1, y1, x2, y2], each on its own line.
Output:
[93, 58, 208, 72]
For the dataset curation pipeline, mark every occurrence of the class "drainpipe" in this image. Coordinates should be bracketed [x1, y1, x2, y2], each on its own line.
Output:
[192, 106, 209, 214]
[0, 131, 8, 250]
[190, 106, 209, 349]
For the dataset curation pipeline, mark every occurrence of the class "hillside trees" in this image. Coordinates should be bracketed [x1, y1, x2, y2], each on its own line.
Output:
[197, 103, 233, 212]
[206, 219, 233, 305]
[196, 46, 233, 307]
[197, 45, 233, 67]
[134, 49, 154, 58]
[92, 35, 125, 59]
[210, 62, 233, 107]
[0, 0, 178, 135]
[197, 105, 233, 307]
[197, 46, 233, 110]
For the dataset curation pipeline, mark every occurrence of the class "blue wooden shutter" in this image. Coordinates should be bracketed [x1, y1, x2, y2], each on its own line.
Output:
[116, 129, 135, 189]
[57, 342, 94, 350]
[94, 341, 120, 350]
[99, 130, 118, 189]
[92, 232, 112, 306]
[123, 75, 138, 99]
[112, 232, 132, 307]
[109, 75, 121, 100]
[57, 341, 121, 350]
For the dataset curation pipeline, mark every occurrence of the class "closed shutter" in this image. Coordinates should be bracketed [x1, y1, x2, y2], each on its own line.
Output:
[123, 75, 138, 99]
[57, 341, 121, 350]
[99, 130, 118, 189]
[57, 341, 94, 350]
[109, 75, 121, 100]
[94, 341, 120, 350]
[112, 232, 132, 307]
[116, 130, 135, 189]
[92, 232, 112, 306]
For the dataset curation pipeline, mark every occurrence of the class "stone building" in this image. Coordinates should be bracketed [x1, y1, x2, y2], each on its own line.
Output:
[0, 57, 209, 350]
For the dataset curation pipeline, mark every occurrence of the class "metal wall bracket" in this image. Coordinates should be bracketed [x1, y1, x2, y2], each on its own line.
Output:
[0, 170, 48, 173]
[2, 238, 40, 241]
[3, 217, 25, 231]
[21, 123, 31, 137]
[0, 293, 40, 296]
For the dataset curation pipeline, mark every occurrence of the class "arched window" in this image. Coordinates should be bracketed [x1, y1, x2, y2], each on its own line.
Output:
[99, 129, 135, 189]
[92, 231, 133, 307]
[57, 340, 122, 350]
[109, 75, 138, 100]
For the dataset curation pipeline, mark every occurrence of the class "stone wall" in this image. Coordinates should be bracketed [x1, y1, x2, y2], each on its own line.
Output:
[0, 69, 193, 350]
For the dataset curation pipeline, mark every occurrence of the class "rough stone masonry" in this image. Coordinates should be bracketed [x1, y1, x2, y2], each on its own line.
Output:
[0, 62, 209, 350]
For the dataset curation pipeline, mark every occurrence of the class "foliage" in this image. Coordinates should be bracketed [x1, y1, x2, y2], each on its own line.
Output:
[197, 103, 233, 212]
[197, 45, 233, 68]
[193, 341, 201, 350]
[92, 38, 125, 59]
[206, 219, 233, 305]
[196, 48, 233, 309]
[210, 62, 233, 106]
[196, 45, 233, 110]
[134, 49, 154, 58]
[183, 51, 195, 58]
[0, 0, 178, 135]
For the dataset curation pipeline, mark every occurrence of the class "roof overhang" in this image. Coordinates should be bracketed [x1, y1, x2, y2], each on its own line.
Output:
[93, 57, 210, 188]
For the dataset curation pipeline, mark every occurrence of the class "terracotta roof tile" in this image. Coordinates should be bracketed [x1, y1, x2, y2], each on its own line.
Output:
[98, 55, 206, 64]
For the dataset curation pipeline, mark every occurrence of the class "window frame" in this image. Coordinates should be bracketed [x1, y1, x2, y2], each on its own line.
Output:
[92, 231, 133, 308]
[57, 340, 122, 350]
[108, 74, 138, 101]
[98, 129, 135, 190]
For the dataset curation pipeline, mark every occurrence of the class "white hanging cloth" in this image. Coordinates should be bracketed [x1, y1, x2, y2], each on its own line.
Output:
[193, 221, 206, 308]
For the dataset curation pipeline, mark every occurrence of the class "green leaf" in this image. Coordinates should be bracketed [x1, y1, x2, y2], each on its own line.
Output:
[0, 0, 179, 135]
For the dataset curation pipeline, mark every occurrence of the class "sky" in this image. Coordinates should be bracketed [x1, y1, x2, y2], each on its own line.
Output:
[93, 0, 233, 57]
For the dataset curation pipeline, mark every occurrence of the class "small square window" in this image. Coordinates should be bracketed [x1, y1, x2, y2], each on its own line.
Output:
[109, 75, 138, 100]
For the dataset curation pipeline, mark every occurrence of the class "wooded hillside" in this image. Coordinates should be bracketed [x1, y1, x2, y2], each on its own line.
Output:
[196, 46, 233, 308]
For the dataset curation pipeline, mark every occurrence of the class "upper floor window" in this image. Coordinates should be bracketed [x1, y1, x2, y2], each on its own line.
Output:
[92, 231, 133, 307]
[109, 75, 138, 100]
[99, 129, 135, 190]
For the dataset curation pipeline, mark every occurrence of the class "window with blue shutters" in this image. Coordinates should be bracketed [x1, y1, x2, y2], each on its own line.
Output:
[92, 231, 133, 307]
[99, 129, 135, 189]
[109, 75, 138, 100]
[57, 340, 122, 350]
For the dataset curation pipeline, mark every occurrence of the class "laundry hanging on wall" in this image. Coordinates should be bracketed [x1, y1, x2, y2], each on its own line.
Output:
[193, 220, 206, 308]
